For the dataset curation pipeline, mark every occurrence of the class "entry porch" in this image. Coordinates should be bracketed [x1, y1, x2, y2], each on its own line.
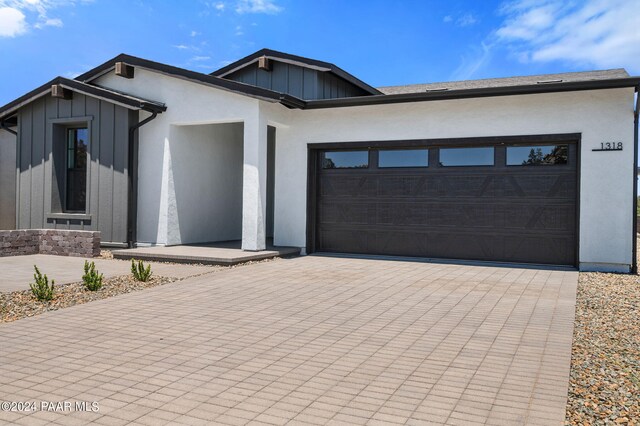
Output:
[112, 239, 300, 265]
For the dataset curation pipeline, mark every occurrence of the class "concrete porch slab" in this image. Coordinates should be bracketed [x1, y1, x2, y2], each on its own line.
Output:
[112, 240, 301, 265]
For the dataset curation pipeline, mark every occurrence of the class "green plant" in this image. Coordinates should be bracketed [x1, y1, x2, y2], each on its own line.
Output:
[30, 265, 55, 301]
[82, 260, 103, 291]
[131, 259, 152, 282]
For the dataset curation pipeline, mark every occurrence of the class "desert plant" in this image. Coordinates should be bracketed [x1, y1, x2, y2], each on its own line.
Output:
[82, 260, 103, 291]
[131, 259, 152, 282]
[30, 265, 55, 301]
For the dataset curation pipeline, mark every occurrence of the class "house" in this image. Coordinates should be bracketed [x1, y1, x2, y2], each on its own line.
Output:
[0, 49, 638, 272]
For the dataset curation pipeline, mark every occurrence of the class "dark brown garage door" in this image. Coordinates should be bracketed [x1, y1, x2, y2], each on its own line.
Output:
[309, 137, 578, 266]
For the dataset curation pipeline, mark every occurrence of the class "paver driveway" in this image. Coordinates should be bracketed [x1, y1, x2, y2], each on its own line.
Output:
[0, 256, 578, 425]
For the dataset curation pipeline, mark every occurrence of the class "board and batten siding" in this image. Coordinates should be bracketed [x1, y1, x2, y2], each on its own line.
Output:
[0, 130, 16, 230]
[15, 93, 136, 244]
[224, 61, 369, 100]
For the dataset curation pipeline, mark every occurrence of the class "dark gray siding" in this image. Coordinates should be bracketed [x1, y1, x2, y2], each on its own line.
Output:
[0, 131, 16, 230]
[224, 61, 369, 100]
[15, 93, 134, 244]
[266, 126, 275, 239]
[317, 72, 368, 99]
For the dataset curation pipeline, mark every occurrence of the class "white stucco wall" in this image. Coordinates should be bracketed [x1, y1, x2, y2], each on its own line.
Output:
[271, 88, 636, 271]
[95, 67, 636, 271]
[96, 69, 267, 245]
[168, 123, 243, 245]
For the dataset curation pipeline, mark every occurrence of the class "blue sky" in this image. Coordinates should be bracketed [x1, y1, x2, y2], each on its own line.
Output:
[0, 0, 638, 106]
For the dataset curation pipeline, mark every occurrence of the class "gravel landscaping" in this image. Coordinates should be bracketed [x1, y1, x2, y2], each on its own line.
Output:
[0, 275, 179, 323]
[566, 271, 640, 425]
[0, 256, 280, 323]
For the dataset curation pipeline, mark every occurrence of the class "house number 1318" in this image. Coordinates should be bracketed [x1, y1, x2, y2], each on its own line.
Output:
[593, 142, 623, 152]
[600, 142, 622, 150]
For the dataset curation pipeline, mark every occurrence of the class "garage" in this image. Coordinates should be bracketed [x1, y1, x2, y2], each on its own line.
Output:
[308, 135, 579, 266]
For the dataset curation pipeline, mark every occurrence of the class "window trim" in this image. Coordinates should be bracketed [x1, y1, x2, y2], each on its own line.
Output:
[46, 212, 92, 221]
[47, 120, 91, 216]
[63, 125, 90, 213]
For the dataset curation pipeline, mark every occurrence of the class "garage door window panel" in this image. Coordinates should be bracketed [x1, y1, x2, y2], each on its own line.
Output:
[439, 147, 495, 167]
[507, 145, 568, 166]
[322, 151, 369, 169]
[378, 149, 428, 168]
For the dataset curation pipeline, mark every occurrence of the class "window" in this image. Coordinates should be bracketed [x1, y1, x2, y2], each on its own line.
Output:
[439, 147, 494, 166]
[65, 128, 88, 212]
[378, 149, 428, 168]
[507, 145, 568, 166]
[323, 151, 368, 169]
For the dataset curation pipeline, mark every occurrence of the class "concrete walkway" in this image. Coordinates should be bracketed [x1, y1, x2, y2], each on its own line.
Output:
[0, 256, 578, 425]
[0, 254, 214, 293]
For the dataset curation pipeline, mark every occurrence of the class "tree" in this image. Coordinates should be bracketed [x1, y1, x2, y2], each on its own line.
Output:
[523, 148, 544, 165]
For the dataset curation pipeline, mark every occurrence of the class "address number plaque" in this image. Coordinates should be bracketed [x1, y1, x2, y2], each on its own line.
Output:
[592, 142, 623, 152]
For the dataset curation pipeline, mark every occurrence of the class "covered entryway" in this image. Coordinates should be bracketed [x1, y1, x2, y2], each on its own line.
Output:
[168, 122, 244, 245]
[308, 135, 579, 266]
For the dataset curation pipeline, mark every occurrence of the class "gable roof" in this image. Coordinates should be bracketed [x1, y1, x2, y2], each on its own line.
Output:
[75, 53, 305, 108]
[378, 69, 631, 95]
[210, 48, 383, 96]
[0, 76, 166, 121]
[2, 53, 638, 120]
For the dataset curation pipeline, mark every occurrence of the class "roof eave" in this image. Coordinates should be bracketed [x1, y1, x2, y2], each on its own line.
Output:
[60, 80, 167, 112]
[76, 54, 292, 104]
[303, 77, 640, 109]
[279, 93, 307, 109]
[0, 77, 166, 122]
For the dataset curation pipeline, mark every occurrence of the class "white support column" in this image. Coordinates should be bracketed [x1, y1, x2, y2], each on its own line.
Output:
[242, 111, 268, 251]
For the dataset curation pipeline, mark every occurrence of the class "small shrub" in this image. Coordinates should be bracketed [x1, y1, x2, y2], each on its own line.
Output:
[30, 265, 55, 301]
[131, 259, 152, 282]
[82, 260, 103, 291]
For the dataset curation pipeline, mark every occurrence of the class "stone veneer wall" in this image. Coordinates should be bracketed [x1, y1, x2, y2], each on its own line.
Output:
[0, 230, 101, 258]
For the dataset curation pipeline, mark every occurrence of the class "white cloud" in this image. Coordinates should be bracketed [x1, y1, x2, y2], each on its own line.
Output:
[451, 41, 492, 80]
[34, 16, 62, 27]
[172, 42, 203, 52]
[0, 6, 27, 37]
[235, 24, 243, 36]
[449, 0, 640, 80]
[214, 2, 224, 11]
[191, 55, 210, 61]
[443, 12, 478, 27]
[190, 30, 199, 37]
[0, 0, 86, 36]
[235, 0, 281, 14]
[456, 13, 477, 27]
[496, 0, 640, 72]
